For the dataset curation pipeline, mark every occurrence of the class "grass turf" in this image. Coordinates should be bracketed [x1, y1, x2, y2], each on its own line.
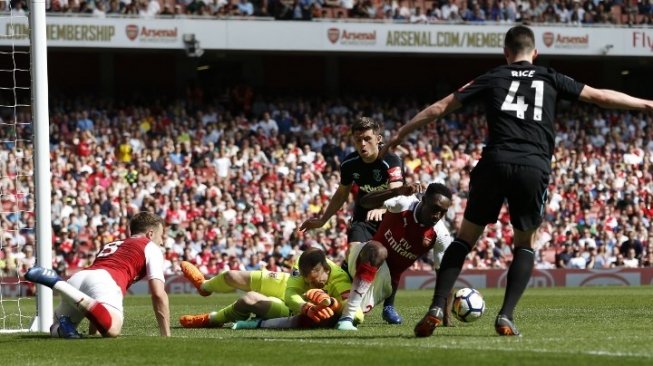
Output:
[1, 286, 652, 366]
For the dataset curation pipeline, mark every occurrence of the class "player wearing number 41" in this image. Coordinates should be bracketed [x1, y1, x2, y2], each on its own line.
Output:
[25, 212, 170, 338]
[379, 25, 653, 337]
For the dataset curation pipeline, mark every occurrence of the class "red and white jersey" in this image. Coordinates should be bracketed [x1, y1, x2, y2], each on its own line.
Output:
[372, 195, 452, 283]
[88, 236, 166, 295]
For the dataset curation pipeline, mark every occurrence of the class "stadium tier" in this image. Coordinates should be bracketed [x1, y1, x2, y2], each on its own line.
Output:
[1, 4, 652, 334]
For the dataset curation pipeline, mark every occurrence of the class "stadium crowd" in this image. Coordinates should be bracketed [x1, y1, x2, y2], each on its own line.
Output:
[1, 86, 653, 281]
[4, 0, 653, 25]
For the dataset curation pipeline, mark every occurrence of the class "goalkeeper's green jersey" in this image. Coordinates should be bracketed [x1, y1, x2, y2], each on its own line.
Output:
[284, 258, 352, 315]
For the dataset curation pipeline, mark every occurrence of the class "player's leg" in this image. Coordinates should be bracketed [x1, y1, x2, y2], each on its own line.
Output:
[223, 270, 289, 321]
[180, 261, 212, 296]
[432, 237, 455, 327]
[181, 261, 253, 295]
[342, 220, 376, 281]
[181, 270, 288, 328]
[187, 291, 290, 328]
[74, 269, 125, 337]
[416, 163, 502, 337]
[495, 165, 547, 336]
[233, 292, 290, 319]
[494, 228, 535, 336]
[233, 315, 302, 330]
[27, 268, 124, 338]
[210, 291, 288, 325]
[443, 288, 455, 327]
[50, 300, 83, 338]
[337, 240, 387, 330]
[381, 286, 402, 324]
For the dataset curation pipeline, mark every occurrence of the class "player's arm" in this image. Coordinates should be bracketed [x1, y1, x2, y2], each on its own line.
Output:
[284, 275, 309, 314]
[381, 94, 462, 156]
[144, 242, 170, 336]
[149, 278, 171, 337]
[299, 183, 352, 231]
[360, 183, 424, 209]
[366, 153, 405, 220]
[579, 85, 653, 111]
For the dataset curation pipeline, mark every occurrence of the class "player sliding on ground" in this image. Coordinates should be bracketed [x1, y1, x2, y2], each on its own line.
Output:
[25, 212, 170, 338]
[232, 183, 454, 331]
[179, 249, 362, 328]
[335, 182, 454, 330]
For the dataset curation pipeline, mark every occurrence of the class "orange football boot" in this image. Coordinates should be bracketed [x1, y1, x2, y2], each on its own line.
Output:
[180, 261, 211, 297]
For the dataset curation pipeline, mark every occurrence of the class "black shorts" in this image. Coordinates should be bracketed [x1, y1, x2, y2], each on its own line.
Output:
[347, 220, 378, 243]
[464, 162, 549, 231]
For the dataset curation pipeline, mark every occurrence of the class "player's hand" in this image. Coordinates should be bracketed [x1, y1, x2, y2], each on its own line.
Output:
[301, 303, 334, 323]
[327, 297, 341, 313]
[400, 183, 425, 196]
[367, 208, 386, 222]
[304, 289, 331, 306]
[299, 218, 326, 232]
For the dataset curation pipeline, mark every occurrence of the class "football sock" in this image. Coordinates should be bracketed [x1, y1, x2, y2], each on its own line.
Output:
[202, 272, 236, 293]
[214, 303, 249, 323]
[263, 301, 290, 319]
[87, 302, 113, 336]
[260, 316, 301, 329]
[383, 285, 398, 307]
[499, 247, 535, 319]
[53, 281, 114, 335]
[207, 311, 220, 325]
[342, 262, 377, 320]
[53, 281, 97, 311]
[431, 239, 472, 309]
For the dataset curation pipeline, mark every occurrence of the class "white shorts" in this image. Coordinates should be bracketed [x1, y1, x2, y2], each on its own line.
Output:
[347, 241, 393, 314]
[56, 269, 124, 325]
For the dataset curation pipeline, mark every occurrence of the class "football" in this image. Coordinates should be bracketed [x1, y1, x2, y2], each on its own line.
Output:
[452, 288, 486, 322]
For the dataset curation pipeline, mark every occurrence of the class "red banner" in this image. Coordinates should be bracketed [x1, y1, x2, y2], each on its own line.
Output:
[399, 268, 653, 289]
[7, 268, 653, 297]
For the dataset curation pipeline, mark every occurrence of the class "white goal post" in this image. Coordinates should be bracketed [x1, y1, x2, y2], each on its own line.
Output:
[0, 0, 52, 333]
[30, 0, 53, 333]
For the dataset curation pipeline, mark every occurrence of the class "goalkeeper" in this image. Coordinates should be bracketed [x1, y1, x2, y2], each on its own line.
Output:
[179, 249, 361, 328]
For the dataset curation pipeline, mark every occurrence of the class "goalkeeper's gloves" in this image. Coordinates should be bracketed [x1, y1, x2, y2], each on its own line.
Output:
[326, 297, 341, 313]
[301, 302, 334, 323]
[304, 289, 331, 306]
[304, 289, 341, 314]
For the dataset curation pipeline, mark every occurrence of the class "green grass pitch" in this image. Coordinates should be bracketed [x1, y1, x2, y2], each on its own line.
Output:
[2, 286, 652, 366]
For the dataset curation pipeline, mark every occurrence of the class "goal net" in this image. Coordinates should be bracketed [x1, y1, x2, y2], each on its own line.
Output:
[0, 0, 52, 333]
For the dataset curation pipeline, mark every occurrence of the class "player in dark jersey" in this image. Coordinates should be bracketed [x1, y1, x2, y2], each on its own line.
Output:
[25, 212, 170, 338]
[380, 25, 653, 337]
[299, 116, 407, 323]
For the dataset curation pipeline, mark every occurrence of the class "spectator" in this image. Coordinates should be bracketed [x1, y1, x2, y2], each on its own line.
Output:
[237, 0, 254, 15]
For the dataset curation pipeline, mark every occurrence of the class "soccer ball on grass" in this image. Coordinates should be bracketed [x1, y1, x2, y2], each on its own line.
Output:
[452, 288, 485, 323]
